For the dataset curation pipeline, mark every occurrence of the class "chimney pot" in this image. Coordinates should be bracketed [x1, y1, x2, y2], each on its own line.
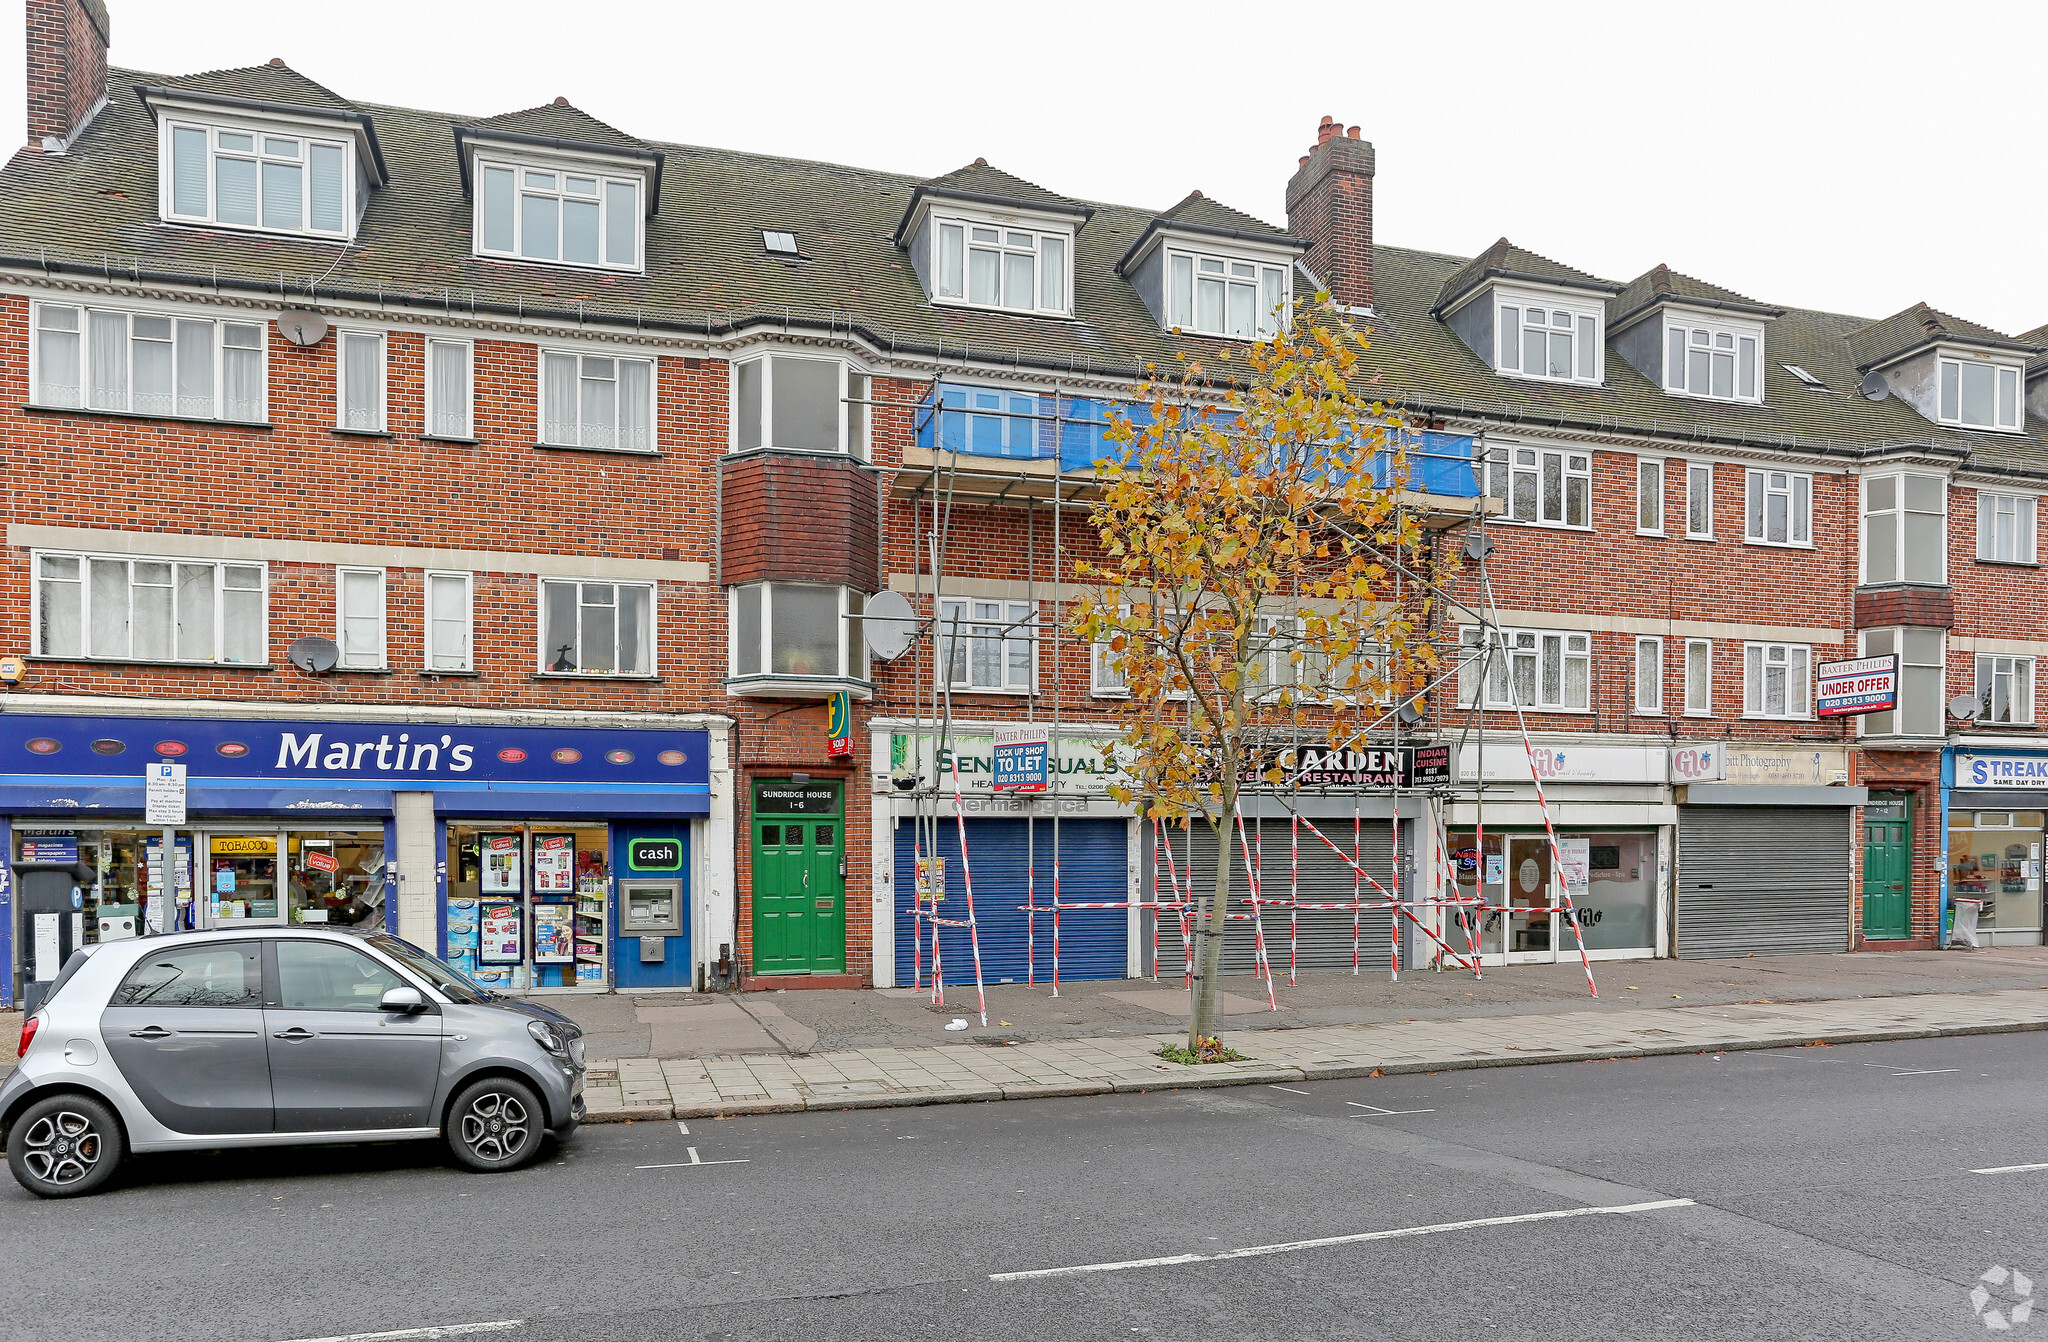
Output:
[1299, 155, 1310, 168]
[553, 95, 568, 105]
[1347, 126, 1360, 139]
[269, 57, 285, 67]
[1287, 117, 1375, 310]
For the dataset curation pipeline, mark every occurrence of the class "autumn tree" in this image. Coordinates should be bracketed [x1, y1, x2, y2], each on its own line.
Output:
[1069, 297, 1433, 1049]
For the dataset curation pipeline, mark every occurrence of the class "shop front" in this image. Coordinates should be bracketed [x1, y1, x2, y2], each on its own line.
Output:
[0, 711, 721, 1006]
[1945, 749, 2048, 947]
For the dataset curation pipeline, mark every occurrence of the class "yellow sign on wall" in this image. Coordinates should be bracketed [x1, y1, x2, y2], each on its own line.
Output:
[211, 835, 278, 856]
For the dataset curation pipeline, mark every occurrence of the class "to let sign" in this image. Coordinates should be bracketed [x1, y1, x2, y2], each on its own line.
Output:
[144, 762, 187, 825]
[991, 724, 1049, 792]
[1816, 654, 1898, 717]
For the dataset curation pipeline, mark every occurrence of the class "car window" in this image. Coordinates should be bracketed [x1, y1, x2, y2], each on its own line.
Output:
[111, 943, 261, 1008]
[365, 933, 491, 1004]
[275, 940, 404, 1012]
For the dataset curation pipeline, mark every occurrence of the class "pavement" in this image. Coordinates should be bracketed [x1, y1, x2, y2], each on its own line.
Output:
[8, 1032, 2042, 1341]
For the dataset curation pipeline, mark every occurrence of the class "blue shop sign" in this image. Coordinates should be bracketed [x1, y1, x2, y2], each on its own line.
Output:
[1955, 752, 2048, 789]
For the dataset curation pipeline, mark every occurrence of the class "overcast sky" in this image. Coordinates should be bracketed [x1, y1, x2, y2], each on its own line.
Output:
[9, 0, 2044, 332]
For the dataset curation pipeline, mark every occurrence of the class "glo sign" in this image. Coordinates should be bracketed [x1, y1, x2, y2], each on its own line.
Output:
[628, 838, 683, 872]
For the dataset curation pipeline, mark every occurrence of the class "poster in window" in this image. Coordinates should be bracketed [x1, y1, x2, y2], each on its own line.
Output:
[533, 833, 575, 893]
[1557, 837, 1591, 892]
[532, 902, 574, 964]
[480, 833, 524, 894]
[479, 896, 524, 964]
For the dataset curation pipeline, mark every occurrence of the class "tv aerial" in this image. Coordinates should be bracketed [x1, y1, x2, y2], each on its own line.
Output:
[286, 636, 340, 674]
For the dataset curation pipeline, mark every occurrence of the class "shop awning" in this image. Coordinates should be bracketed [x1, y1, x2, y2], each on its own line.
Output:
[0, 778, 712, 820]
[0, 782, 396, 817]
[1949, 789, 2048, 809]
[431, 786, 710, 818]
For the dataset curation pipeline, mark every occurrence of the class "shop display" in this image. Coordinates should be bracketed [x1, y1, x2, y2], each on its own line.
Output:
[446, 897, 481, 974]
[479, 896, 523, 964]
[481, 833, 524, 893]
[534, 834, 575, 893]
[532, 903, 574, 963]
[444, 823, 613, 993]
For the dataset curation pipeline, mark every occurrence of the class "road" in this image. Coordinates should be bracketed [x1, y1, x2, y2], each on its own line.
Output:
[0, 1034, 2041, 1342]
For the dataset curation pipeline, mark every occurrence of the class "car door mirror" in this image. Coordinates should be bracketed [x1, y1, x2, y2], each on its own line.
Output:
[379, 986, 428, 1014]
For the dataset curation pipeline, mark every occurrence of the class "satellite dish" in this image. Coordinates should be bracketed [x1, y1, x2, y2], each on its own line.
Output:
[1859, 371, 1890, 401]
[1949, 694, 1981, 721]
[287, 636, 341, 674]
[1463, 533, 1495, 562]
[863, 590, 917, 661]
[275, 310, 329, 347]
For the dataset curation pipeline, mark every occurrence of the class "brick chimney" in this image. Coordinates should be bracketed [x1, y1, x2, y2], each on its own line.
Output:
[1285, 115, 1375, 311]
[26, 0, 111, 152]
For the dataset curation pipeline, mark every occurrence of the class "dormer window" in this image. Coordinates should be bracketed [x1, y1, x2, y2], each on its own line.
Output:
[932, 214, 1070, 316]
[163, 119, 354, 239]
[1496, 300, 1600, 383]
[1664, 320, 1761, 402]
[1938, 355, 2022, 432]
[476, 157, 641, 271]
[1167, 250, 1289, 340]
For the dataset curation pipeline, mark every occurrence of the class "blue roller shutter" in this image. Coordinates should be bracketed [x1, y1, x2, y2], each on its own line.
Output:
[894, 817, 1130, 986]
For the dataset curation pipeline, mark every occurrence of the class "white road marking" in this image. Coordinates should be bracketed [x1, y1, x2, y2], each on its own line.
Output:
[988, 1199, 1696, 1281]
[1972, 1162, 2048, 1175]
[1861, 1063, 1960, 1077]
[1267, 1085, 1311, 1095]
[676, 1121, 690, 1135]
[1346, 1101, 1435, 1117]
[277, 1322, 523, 1342]
[636, 1146, 750, 1170]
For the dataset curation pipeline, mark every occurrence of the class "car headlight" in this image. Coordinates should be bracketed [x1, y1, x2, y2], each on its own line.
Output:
[527, 1018, 569, 1058]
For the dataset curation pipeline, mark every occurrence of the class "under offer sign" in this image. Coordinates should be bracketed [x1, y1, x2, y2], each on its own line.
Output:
[1816, 654, 1898, 718]
[991, 724, 1050, 792]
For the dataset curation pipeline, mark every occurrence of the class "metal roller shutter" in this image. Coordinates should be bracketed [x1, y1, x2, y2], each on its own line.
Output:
[1157, 816, 1397, 975]
[1676, 806, 1851, 958]
[894, 817, 1130, 986]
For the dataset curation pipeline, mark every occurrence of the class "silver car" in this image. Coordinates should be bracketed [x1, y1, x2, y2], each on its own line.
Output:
[1, 928, 585, 1197]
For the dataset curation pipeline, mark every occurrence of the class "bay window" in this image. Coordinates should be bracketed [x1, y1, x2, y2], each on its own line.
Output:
[163, 119, 352, 239]
[729, 583, 866, 683]
[941, 599, 1036, 692]
[540, 579, 653, 676]
[733, 355, 867, 455]
[541, 351, 654, 452]
[932, 215, 1072, 317]
[1977, 655, 2034, 725]
[1664, 321, 1761, 401]
[336, 567, 386, 669]
[34, 302, 264, 423]
[1745, 469, 1811, 546]
[477, 158, 642, 271]
[1495, 301, 1600, 383]
[1938, 357, 2022, 432]
[337, 330, 385, 431]
[34, 551, 266, 664]
[1859, 628, 1941, 736]
[1166, 249, 1290, 340]
[1861, 472, 1946, 584]
[1482, 444, 1591, 527]
[1743, 641, 1810, 719]
[1977, 491, 2037, 564]
[1461, 626, 1590, 711]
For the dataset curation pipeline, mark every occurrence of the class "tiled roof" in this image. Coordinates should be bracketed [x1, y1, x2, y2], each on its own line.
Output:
[919, 159, 1085, 215]
[1607, 263, 1784, 329]
[1430, 237, 1619, 316]
[1842, 301, 2042, 372]
[1157, 190, 1292, 239]
[467, 100, 647, 151]
[152, 60, 357, 113]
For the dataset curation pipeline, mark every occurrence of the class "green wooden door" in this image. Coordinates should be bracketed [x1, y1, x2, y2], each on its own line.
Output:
[1861, 795, 1911, 940]
[751, 810, 845, 975]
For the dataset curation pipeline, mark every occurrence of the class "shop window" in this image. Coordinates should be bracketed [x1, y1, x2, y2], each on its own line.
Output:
[337, 330, 385, 431]
[34, 302, 264, 423]
[425, 571, 473, 672]
[1742, 641, 1810, 719]
[1862, 472, 1947, 585]
[427, 339, 474, 439]
[1745, 469, 1811, 547]
[1857, 627, 1943, 735]
[540, 351, 654, 452]
[540, 579, 654, 676]
[932, 213, 1072, 317]
[1685, 462, 1714, 539]
[163, 118, 353, 239]
[33, 551, 265, 664]
[1633, 636, 1662, 713]
[1480, 445, 1591, 527]
[337, 567, 386, 670]
[1948, 811, 2045, 934]
[1636, 459, 1664, 534]
[1976, 491, 2037, 564]
[732, 355, 867, 456]
[1683, 638, 1712, 716]
[1460, 626, 1590, 711]
[942, 598, 1036, 692]
[1165, 247, 1289, 340]
[730, 582, 866, 683]
[1976, 655, 2034, 725]
[476, 159, 641, 271]
[446, 825, 611, 990]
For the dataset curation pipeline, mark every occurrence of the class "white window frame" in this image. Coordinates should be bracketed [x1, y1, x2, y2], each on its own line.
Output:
[1163, 245, 1292, 341]
[31, 299, 266, 423]
[1492, 289, 1603, 385]
[1633, 636, 1663, 714]
[1661, 316, 1764, 403]
[930, 209, 1074, 318]
[538, 347, 658, 453]
[1636, 458, 1665, 535]
[1744, 468, 1813, 547]
[335, 566, 387, 671]
[538, 578, 657, 677]
[1461, 626, 1592, 712]
[1682, 638, 1712, 716]
[727, 582, 865, 684]
[473, 153, 644, 273]
[1684, 461, 1715, 539]
[1976, 654, 2035, 725]
[160, 115, 355, 241]
[1481, 443, 1593, 528]
[1976, 490, 2038, 564]
[424, 570, 474, 673]
[940, 599, 1038, 694]
[335, 329, 386, 432]
[31, 550, 268, 665]
[425, 338, 475, 440]
[1860, 472, 1948, 585]
[730, 353, 869, 457]
[1090, 632, 1129, 697]
[1742, 641, 1811, 719]
[1936, 354, 2023, 433]
[1858, 628, 1944, 737]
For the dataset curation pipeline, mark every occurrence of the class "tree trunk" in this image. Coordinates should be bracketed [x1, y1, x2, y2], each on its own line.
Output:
[1187, 811, 1234, 1049]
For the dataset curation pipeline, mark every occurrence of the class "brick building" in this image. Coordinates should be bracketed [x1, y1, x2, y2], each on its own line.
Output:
[5, 1, 2045, 1006]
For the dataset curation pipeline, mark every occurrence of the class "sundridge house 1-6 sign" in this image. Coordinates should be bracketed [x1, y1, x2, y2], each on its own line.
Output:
[1816, 654, 1898, 717]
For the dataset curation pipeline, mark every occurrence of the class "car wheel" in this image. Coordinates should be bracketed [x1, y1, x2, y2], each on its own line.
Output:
[7, 1094, 124, 1198]
[445, 1077, 545, 1173]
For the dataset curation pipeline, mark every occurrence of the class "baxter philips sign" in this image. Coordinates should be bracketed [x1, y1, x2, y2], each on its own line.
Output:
[1956, 753, 2048, 789]
[0, 714, 710, 788]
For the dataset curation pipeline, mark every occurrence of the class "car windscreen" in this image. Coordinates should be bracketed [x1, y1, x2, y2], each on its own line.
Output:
[366, 932, 492, 1004]
[38, 944, 101, 1010]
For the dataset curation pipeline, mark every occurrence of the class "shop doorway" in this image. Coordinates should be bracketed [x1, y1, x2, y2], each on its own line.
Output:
[1861, 793, 1912, 941]
[751, 780, 845, 976]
